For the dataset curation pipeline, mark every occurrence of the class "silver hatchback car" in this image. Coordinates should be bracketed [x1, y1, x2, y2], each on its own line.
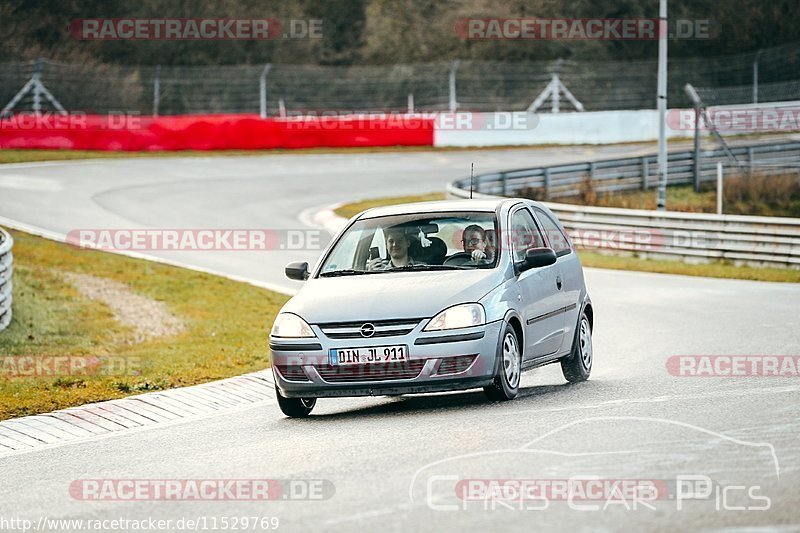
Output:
[270, 199, 593, 417]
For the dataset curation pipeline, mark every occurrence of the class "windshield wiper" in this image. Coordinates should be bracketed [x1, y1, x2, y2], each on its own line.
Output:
[319, 269, 372, 277]
[388, 264, 469, 272]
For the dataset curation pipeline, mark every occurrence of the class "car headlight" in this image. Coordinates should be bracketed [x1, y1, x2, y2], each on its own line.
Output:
[271, 313, 316, 338]
[424, 303, 486, 331]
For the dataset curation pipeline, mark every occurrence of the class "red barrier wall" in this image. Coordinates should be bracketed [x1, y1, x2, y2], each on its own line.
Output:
[0, 113, 435, 151]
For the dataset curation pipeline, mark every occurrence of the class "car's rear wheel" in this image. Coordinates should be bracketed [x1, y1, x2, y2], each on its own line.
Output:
[275, 385, 316, 418]
[484, 324, 521, 401]
[561, 311, 592, 383]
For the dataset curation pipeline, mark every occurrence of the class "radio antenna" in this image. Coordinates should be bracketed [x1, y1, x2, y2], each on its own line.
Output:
[470, 162, 474, 199]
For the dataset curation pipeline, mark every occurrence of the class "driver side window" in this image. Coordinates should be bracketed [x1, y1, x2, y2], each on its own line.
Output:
[510, 208, 545, 262]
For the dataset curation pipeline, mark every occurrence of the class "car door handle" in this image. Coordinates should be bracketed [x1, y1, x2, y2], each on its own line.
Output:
[556, 276, 562, 290]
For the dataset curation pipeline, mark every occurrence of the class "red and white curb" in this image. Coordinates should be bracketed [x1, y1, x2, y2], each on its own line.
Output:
[0, 370, 276, 457]
[304, 202, 348, 236]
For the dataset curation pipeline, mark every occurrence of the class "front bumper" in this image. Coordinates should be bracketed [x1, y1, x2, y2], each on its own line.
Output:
[270, 320, 502, 398]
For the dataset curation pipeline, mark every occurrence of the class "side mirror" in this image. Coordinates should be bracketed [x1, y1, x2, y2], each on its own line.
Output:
[518, 247, 557, 272]
[285, 261, 309, 281]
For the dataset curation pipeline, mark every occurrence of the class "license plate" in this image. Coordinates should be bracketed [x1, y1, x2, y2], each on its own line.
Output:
[329, 345, 408, 366]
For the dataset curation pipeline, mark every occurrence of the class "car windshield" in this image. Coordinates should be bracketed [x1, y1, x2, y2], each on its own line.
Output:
[319, 211, 499, 276]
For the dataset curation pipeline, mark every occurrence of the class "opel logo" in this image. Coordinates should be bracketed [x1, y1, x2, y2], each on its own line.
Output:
[360, 323, 376, 337]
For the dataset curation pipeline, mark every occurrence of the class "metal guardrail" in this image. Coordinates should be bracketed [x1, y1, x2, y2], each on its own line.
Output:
[452, 142, 800, 199]
[0, 227, 12, 331]
[448, 142, 800, 268]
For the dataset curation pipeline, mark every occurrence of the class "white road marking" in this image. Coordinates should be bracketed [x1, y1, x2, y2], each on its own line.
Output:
[504, 385, 800, 414]
[0, 175, 63, 191]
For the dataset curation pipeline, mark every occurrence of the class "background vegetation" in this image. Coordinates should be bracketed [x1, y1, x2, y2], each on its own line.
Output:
[2, 0, 798, 66]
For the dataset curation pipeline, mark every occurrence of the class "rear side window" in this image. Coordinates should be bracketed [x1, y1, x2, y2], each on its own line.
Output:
[533, 208, 572, 256]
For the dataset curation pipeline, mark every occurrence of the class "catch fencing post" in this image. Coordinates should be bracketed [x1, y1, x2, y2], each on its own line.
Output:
[693, 106, 701, 191]
[153, 65, 161, 117]
[656, 0, 668, 211]
[1, 57, 65, 117]
[753, 50, 762, 104]
[716, 162, 723, 215]
[260, 64, 272, 119]
[449, 60, 460, 112]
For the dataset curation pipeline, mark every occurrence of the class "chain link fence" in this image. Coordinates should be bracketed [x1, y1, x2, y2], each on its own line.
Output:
[1, 42, 799, 116]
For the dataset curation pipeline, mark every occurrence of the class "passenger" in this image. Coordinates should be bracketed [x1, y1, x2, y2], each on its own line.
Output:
[462, 224, 493, 263]
[367, 227, 425, 270]
[485, 229, 497, 259]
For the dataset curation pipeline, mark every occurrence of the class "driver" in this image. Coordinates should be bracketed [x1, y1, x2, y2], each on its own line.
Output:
[366, 227, 425, 270]
[462, 224, 494, 263]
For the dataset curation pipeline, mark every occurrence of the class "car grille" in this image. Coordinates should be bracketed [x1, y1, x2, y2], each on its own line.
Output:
[315, 360, 427, 382]
[275, 365, 310, 382]
[317, 318, 422, 339]
[435, 355, 478, 375]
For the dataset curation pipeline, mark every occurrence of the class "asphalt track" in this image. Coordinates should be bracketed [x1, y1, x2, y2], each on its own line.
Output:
[1, 143, 799, 532]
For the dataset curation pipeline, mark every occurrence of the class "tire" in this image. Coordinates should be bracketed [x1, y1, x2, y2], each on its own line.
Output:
[561, 311, 592, 383]
[275, 385, 316, 418]
[484, 323, 522, 401]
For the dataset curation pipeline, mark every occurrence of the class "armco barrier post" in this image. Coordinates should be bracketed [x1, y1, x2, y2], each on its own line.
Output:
[642, 156, 650, 190]
[0, 227, 13, 333]
[544, 168, 552, 198]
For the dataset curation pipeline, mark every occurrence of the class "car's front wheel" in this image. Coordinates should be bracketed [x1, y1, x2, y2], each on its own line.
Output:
[275, 385, 316, 418]
[561, 311, 592, 383]
[484, 323, 521, 401]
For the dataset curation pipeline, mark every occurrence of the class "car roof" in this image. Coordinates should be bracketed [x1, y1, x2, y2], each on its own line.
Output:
[358, 198, 523, 219]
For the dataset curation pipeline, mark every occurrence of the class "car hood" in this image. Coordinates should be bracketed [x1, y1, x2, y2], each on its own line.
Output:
[282, 269, 506, 323]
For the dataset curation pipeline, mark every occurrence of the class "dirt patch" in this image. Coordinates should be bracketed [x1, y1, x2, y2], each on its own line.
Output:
[61, 272, 185, 343]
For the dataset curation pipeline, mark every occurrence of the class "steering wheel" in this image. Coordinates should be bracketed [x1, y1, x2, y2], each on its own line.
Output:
[443, 252, 473, 266]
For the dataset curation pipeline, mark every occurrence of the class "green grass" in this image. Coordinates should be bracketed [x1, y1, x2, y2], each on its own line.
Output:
[549, 175, 800, 218]
[0, 230, 289, 420]
[334, 192, 446, 219]
[333, 194, 800, 283]
[577, 249, 800, 283]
